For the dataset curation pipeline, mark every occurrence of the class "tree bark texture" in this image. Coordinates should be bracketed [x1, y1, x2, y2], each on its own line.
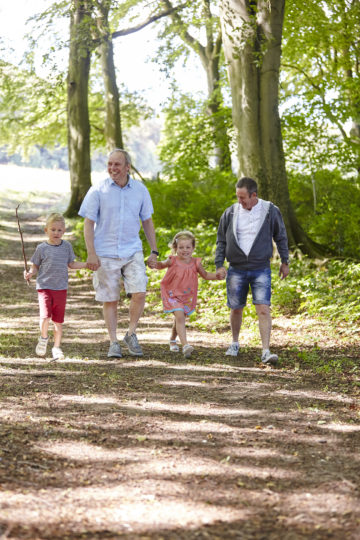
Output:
[220, 0, 320, 253]
[66, 0, 92, 217]
[96, 1, 124, 151]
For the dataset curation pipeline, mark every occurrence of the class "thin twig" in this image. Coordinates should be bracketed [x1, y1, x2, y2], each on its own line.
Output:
[15, 204, 30, 286]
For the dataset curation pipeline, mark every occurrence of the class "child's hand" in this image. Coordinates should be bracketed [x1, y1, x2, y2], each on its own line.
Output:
[216, 267, 227, 279]
[147, 259, 159, 269]
[24, 270, 33, 281]
[85, 262, 94, 270]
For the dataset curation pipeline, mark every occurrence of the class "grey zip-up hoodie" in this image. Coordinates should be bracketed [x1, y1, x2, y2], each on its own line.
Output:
[215, 200, 289, 270]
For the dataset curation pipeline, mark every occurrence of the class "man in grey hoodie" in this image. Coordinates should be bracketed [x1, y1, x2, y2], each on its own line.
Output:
[215, 177, 289, 365]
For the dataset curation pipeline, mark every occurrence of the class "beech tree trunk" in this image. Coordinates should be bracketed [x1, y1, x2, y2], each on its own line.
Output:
[66, 0, 92, 217]
[220, 0, 321, 254]
[96, 1, 124, 151]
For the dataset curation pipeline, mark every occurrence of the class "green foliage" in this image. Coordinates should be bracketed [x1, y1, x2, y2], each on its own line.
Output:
[0, 61, 67, 154]
[282, 0, 360, 173]
[273, 255, 360, 325]
[288, 170, 360, 258]
[72, 214, 360, 340]
[147, 92, 235, 227]
[146, 168, 236, 228]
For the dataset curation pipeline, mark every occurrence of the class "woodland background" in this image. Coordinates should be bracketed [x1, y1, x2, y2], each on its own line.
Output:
[1, 0, 360, 322]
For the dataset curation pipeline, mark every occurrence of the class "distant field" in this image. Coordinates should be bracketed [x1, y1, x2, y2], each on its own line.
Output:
[0, 164, 104, 193]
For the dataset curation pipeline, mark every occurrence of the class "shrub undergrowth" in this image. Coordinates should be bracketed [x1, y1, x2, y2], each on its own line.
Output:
[73, 221, 360, 331]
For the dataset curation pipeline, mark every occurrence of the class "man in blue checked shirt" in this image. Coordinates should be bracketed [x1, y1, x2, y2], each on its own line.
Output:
[79, 149, 159, 359]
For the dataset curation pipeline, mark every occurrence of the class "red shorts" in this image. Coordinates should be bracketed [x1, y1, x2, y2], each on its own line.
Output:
[37, 289, 67, 323]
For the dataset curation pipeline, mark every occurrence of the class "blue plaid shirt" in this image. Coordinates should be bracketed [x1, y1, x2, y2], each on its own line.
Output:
[79, 176, 154, 258]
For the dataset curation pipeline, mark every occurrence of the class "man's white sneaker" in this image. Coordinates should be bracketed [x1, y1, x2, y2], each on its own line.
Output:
[261, 350, 278, 365]
[35, 336, 49, 357]
[225, 343, 239, 356]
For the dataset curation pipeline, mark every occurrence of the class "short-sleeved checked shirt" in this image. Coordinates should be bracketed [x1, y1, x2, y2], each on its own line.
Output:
[78, 176, 154, 258]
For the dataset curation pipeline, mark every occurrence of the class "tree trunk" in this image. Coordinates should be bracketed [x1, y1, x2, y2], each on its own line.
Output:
[220, 0, 321, 254]
[66, 0, 92, 217]
[201, 26, 232, 171]
[96, 1, 124, 151]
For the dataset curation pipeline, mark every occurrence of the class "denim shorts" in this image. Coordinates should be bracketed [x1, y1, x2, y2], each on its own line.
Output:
[93, 252, 148, 302]
[226, 266, 271, 309]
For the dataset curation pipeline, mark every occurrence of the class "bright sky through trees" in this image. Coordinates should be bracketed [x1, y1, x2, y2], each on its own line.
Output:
[0, 0, 206, 110]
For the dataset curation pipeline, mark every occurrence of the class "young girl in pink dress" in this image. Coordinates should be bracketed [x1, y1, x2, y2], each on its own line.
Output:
[152, 231, 220, 358]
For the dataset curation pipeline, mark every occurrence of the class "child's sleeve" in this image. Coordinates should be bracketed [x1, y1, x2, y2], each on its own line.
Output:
[30, 245, 42, 267]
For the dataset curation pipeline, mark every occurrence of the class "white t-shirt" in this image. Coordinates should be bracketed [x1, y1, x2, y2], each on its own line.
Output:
[236, 199, 264, 256]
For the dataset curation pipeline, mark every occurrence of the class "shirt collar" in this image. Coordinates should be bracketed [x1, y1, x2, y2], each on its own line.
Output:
[239, 198, 262, 214]
[109, 175, 133, 189]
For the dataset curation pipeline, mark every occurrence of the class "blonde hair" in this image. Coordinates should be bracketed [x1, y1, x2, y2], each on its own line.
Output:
[170, 230, 196, 254]
[45, 213, 65, 228]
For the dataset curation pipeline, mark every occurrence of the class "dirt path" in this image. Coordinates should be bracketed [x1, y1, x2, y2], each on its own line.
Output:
[0, 189, 359, 540]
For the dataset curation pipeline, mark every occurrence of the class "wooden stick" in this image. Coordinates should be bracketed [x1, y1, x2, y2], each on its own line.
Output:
[15, 204, 30, 286]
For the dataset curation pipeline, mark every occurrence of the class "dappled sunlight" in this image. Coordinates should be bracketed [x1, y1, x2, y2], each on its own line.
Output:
[59, 394, 119, 405]
[122, 398, 265, 418]
[0, 484, 251, 534]
[318, 422, 360, 433]
[0, 188, 359, 538]
[0, 259, 24, 267]
[37, 440, 129, 461]
[0, 367, 80, 377]
[275, 388, 354, 404]
[283, 488, 359, 521]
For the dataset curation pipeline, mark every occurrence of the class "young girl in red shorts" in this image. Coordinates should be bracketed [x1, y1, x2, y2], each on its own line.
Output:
[152, 231, 221, 358]
[24, 213, 89, 360]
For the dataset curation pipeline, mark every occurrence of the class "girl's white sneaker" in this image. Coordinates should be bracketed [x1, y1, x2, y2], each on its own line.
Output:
[169, 340, 179, 352]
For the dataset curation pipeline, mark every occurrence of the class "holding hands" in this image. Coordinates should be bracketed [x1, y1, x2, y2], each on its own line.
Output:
[86, 254, 101, 271]
[146, 252, 158, 269]
[216, 266, 227, 279]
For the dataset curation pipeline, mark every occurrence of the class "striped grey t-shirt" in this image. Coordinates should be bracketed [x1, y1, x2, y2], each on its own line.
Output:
[31, 240, 76, 290]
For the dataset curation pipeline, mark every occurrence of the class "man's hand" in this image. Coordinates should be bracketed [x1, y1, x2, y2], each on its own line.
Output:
[147, 252, 158, 269]
[279, 263, 289, 280]
[216, 266, 227, 279]
[87, 254, 101, 271]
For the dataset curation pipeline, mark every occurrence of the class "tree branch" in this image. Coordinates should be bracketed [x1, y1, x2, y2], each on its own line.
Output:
[282, 62, 350, 142]
[160, 0, 207, 63]
[111, 4, 186, 40]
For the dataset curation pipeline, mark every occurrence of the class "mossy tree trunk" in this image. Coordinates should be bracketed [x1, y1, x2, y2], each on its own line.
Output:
[66, 0, 92, 217]
[220, 0, 322, 254]
[96, 0, 124, 151]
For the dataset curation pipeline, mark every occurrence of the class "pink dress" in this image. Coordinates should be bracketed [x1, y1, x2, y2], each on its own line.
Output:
[161, 256, 201, 315]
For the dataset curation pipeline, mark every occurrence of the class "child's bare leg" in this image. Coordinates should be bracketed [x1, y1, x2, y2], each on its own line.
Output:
[170, 319, 177, 341]
[174, 310, 187, 346]
[53, 322, 63, 348]
[39, 317, 50, 338]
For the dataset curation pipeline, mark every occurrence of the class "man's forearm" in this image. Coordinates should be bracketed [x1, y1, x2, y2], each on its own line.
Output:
[142, 218, 158, 252]
[84, 218, 96, 256]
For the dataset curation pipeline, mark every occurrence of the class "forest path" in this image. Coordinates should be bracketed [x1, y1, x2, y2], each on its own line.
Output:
[0, 188, 359, 540]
